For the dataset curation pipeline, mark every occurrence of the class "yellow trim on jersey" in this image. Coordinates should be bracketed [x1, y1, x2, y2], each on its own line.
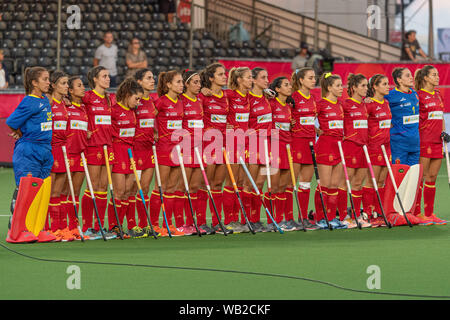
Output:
[249, 91, 263, 98]
[29, 94, 44, 99]
[165, 94, 178, 104]
[395, 87, 412, 94]
[370, 97, 384, 104]
[182, 93, 197, 102]
[236, 90, 246, 97]
[420, 88, 435, 95]
[212, 90, 224, 99]
[323, 97, 337, 104]
[117, 102, 130, 111]
[92, 89, 105, 99]
[71, 101, 81, 107]
[297, 90, 310, 100]
[52, 97, 62, 104]
[276, 97, 286, 106]
[141, 95, 150, 101]
[349, 97, 361, 104]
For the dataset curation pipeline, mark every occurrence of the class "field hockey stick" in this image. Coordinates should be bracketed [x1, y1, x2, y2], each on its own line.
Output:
[152, 145, 172, 238]
[362, 145, 392, 228]
[443, 139, 450, 188]
[223, 148, 255, 234]
[80, 152, 107, 241]
[61, 146, 85, 242]
[175, 145, 201, 237]
[127, 149, 158, 239]
[308, 142, 332, 230]
[194, 147, 227, 236]
[263, 138, 274, 216]
[103, 145, 124, 239]
[337, 141, 361, 229]
[239, 156, 284, 234]
[286, 144, 306, 231]
[381, 145, 412, 227]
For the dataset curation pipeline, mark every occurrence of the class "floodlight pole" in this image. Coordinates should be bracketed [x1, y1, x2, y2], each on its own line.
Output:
[56, 0, 61, 70]
[188, 0, 195, 70]
[428, 0, 434, 59]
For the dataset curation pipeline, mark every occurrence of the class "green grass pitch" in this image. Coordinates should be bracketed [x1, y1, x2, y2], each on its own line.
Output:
[0, 165, 449, 300]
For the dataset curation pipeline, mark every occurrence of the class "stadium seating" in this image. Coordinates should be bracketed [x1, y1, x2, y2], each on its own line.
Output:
[0, 0, 298, 88]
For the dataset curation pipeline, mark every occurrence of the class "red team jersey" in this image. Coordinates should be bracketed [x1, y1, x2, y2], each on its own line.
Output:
[155, 94, 184, 144]
[83, 89, 112, 147]
[200, 91, 229, 135]
[111, 102, 137, 145]
[134, 95, 157, 149]
[418, 89, 444, 145]
[366, 98, 392, 148]
[66, 101, 88, 154]
[270, 97, 292, 144]
[51, 98, 69, 147]
[248, 91, 272, 134]
[291, 90, 317, 139]
[316, 98, 344, 138]
[342, 98, 369, 146]
[181, 93, 204, 142]
[226, 89, 250, 131]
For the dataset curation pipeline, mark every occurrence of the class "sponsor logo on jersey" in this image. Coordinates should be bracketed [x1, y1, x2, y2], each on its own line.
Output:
[428, 111, 443, 120]
[139, 119, 154, 128]
[353, 120, 368, 129]
[300, 117, 315, 125]
[53, 120, 67, 130]
[379, 119, 391, 128]
[119, 128, 135, 137]
[328, 120, 343, 129]
[403, 114, 419, 124]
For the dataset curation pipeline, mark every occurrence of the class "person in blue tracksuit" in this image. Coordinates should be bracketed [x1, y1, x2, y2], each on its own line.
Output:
[6, 67, 53, 188]
[385, 67, 420, 166]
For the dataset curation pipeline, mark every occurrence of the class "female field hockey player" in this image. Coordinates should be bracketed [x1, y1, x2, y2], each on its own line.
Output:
[133, 68, 159, 236]
[337, 73, 371, 228]
[386, 67, 420, 166]
[198, 63, 230, 234]
[414, 65, 447, 225]
[242, 67, 273, 232]
[313, 72, 346, 229]
[222, 66, 253, 233]
[107, 78, 145, 238]
[65, 75, 94, 239]
[149, 70, 185, 236]
[81, 66, 116, 240]
[290, 67, 320, 230]
[6, 66, 57, 242]
[267, 76, 303, 231]
[361, 74, 391, 227]
[173, 70, 207, 235]
[48, 70, 75, 241]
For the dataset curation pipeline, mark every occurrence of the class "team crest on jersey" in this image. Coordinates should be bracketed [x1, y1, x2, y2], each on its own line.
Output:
[377, 155, 382, 162]
[296, 152, 302, 160]
[352, 157, 356, 164]
[54, 160, 59, 168]
[427, 146, 432, 154]
[122, 162, 126, 170]
[329, 155, 333, 162]
[97, 152, 103, 160]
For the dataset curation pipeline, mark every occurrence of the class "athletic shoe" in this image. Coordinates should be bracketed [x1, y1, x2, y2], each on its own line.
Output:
[266, 223, 278, 232]
[329, 218, 347, 229]
[300, 219, 320, 231]
[70, 228, 89, 241]
[356, 216, 372, 228]
[100, 228, 118, 240]
[342, 218, 358, 229]
[416, 214, 434, 226]
[427, 214, 447, 225]
[37, 230, 58, 243]
[286, 219, 304, 231]
[315, 219, 329, 230]
[228, 222, 245, 233]
[198, 224, 215, 235]
[109, 225, 130, 239]
[178, 224, 196, 236]
[212, 224, 233, 234]
[167, 225, 185, 237]
[84, 228, 102, 240]
[249, 221, 264, 233]
[278, 220, 296, 232]
[55, 228, 75, 242]
[48, 230, 63, 242]
[146, 225, 165, 237]
[128, 226, 148, 238]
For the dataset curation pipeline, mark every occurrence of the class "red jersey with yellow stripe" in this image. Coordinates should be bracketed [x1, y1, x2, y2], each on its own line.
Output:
[111, 102, 137, 145]
[83, 89, 112, 147]
[366, 97, 392, 148]
[66, 101, 88, 154]
[181, 93, 204, 139]
[418, 89, 444, 144]
[226, 89, 250, 130]
[200, 90, 229, 135]
[155, 94, 184, 145]
[134, 95, 157, 148]
[316, 98, 344, 138]
[270, 97, 292, 143]
[291, 90, 316, 139]
[342, 97, 368, 146]
[51, 98, 69, 147]
[248, 91, 272, 134]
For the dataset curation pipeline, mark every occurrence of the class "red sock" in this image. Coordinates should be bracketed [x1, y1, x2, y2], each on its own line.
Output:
[337, 188, 347, 221]
[44, 213, 50, 231]
[126, 196, 137, 229]
[242, 190, 253, 224]
[164, 193, 176, 226]
[210, 189, 222, 227]
[48, 196, 61, 232]
[174, 191, 185, 228]
[67, 195, 80, 230]
[423, 181, 436, 217]
[264, 192, 273, 224]
[298, 186, 310, 220]
[94, 191, 108, 231]
[59, 194, 69, 229]
[326, 187, 338, 221]
[107, 199, 122, 229]
[362, 186, 374, 218]
[137, 194, 148, 228]
[351, 189, 363, 218]
[196, 189, 208, 226]
[185, 192, 196, 225]
[414, 183, 423, 216]
[285, 188, 294, 221]
[233, 187, 242, 222]
[275, 193, 286, 223]
[81, 190, 93, 232]
[251, 191, 262, 223]
[222, 186, 235, 225]
[149, 190, 161, 226]
[314, 187, 326, 221]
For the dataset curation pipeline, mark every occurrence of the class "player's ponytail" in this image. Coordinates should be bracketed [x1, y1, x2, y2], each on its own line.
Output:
[157, 70, 180, 97]
[414, 65, 436, 91]
[367, 74, 387, 98]
[116, 77, 144, 104]
[23, 66, 48, 95]
[346, 73, 366, 97]
[319, 72, 341, 98]
[291, 67, 314, 92]
[227, 66, 250, 90]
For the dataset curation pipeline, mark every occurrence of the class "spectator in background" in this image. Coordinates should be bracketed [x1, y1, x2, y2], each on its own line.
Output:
[94, 31, 118, 87]
[401, 30, 429, 62]
[125, 38, 148, 78]
[0, 49, 8, 90]
[291, 42, 310, 72]
[158, 0, 176, 23]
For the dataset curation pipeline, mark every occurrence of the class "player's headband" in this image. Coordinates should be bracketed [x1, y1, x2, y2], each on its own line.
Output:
[324, 72, 332, 79]
[185, 71, 198, 84]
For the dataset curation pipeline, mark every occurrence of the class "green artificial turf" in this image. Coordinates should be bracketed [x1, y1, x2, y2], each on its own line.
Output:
[0, 166, 449, 300]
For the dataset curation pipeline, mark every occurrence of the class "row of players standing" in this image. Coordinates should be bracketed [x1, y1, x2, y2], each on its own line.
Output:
[7, 63, 446, 241]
